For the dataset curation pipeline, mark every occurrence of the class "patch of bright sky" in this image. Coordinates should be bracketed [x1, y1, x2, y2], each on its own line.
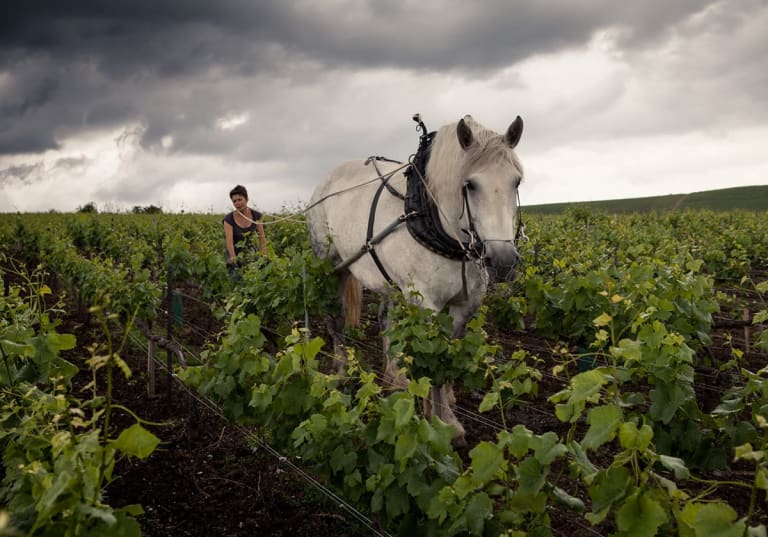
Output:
[216, 112, 250, 131]
[0, 125, 131, 212]
[523, 125, 768, 204]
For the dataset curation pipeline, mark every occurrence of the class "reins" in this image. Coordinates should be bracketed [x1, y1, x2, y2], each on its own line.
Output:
[250, 162, 410, 228]
[302, 163, 410, 215]
[231, 208, 263, 227]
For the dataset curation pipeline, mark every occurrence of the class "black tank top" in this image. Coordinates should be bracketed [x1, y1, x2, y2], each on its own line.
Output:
[223, 210, 262, 256]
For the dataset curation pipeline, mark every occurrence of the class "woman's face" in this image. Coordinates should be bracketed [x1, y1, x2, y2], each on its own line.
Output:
[231, 194, 247, 211]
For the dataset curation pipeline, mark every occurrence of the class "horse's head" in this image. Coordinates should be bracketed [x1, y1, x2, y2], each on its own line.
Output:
[428, 115, 524, 282]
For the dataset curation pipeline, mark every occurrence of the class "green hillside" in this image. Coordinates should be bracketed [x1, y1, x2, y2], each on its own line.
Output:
[524, 185, 768, 214]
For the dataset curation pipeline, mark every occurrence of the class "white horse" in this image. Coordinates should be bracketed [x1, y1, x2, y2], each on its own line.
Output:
[307, 114, 524, 445]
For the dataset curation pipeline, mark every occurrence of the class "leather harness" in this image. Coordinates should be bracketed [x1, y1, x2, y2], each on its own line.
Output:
[335, 115, 523, 296]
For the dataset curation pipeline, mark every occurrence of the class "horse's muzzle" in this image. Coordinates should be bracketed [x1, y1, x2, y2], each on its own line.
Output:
[483, 242, 520, 283]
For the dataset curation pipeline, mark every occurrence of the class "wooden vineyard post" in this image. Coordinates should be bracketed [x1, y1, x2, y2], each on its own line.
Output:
[166, 264, 174, 398]
[744, 307, 751, 353]
[148, 266, 158, 399]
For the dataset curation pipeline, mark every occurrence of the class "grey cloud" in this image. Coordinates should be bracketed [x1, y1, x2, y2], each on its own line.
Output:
[1, 1, 714, 73]
[0, 128, 59, 154]
[0, 75, 59, 119]
[53, 156, 90, 171]
[1, 2, 723, 84]
[0, 0, 761, 161]
[0, 162, 44, 185]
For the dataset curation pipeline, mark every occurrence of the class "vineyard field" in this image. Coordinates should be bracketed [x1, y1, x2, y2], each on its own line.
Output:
[524, 184, 768, 214]
[1, 207, 767, 536]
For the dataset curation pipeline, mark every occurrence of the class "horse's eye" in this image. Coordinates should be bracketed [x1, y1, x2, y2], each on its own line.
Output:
[464, 180, 477, 192]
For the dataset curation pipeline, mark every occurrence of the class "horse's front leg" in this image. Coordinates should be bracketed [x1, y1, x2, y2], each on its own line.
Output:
[424, 302, 479, 447]
[425, 384, 466, 447]
[325, 316, 347, 376]
[439, 316, 466, 418]
[424, 304, 467, 448]
[379, 298, 409, 390]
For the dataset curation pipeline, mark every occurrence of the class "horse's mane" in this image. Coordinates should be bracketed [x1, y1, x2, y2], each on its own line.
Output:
[425, 116, 524, 229]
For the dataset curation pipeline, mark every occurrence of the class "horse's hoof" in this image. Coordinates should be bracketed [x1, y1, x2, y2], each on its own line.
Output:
[451, 435, 468, 449]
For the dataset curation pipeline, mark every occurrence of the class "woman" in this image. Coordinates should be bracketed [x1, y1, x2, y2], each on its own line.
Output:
[223, 185, 267, 274]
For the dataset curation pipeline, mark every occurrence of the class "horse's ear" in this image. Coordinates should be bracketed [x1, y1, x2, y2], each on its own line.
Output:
[457, 118, 474, 150]
[504, 116, 524, 148]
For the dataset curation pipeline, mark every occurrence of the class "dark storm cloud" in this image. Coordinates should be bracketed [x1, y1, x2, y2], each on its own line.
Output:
[1, 1, 713, 72]
[0, 0, 745, 158]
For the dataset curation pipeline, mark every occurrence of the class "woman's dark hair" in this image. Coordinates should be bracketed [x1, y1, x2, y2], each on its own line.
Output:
[229, 185, 248, 199]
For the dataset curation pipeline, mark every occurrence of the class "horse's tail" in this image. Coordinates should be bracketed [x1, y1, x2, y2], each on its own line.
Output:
[343, 274, 362, 328]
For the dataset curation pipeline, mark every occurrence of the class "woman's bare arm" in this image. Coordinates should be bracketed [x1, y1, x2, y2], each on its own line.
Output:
[223, 220, 236, 264]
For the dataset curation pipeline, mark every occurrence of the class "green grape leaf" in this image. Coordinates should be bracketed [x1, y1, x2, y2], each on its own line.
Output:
[394, 431, 418, 466]
[469, 442, 506, 486]
[659, 454, 690, 480]
[619, 422, 653, 451]
[464, 492, 492, 536]
[616, 490, 668, 537]
[111, 423, 160, 459]
[582, 405, 621, 450]
[478, 391, 500, 413]
[393, 397, 415, 429]
[678, 502, 745, 537]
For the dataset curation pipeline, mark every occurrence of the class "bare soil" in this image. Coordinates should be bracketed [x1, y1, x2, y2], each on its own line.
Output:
[59, 286, 372, 537]
[55, 284, 768, 537]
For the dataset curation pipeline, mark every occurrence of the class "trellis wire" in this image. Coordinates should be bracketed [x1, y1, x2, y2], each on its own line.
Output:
[128, 332, 391, 537]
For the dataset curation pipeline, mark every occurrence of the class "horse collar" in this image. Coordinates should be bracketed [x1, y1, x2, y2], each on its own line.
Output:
[404, 131, 482, 261]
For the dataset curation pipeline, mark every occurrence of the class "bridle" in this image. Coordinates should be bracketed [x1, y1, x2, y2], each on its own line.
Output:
[459, 182, 485, 259]
[460, 183, 526, 243]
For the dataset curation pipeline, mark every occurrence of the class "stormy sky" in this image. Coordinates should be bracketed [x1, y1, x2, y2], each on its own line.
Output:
[1, 0, 766, 213]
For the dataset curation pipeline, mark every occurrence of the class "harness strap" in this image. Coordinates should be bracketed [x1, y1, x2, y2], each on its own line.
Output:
[460, 183, 485, 258]
[366, 177, 396, 283]
[366, 156, 406, 201]
[461, 258, 469, 302]
[514, 190, 528, 243]
[333, 158, 411, 280]
[333, 213, 411, 275]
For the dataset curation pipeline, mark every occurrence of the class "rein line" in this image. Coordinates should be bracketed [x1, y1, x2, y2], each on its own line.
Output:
[303, 162, 410, 214]
[252, 161, 410, 228]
